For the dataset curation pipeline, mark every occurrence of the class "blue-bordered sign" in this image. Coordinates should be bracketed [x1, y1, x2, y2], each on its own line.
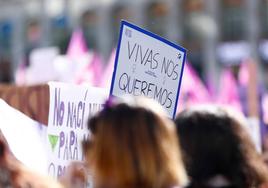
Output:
[110, 20, 187, 119]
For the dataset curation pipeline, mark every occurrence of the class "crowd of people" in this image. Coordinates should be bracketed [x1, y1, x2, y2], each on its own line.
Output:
[0, 96, 267, 188]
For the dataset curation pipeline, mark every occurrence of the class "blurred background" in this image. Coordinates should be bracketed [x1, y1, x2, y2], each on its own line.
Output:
[1, 0, 268, 153]
[0, 0, 266, 86]
[1, 0, 268, 124]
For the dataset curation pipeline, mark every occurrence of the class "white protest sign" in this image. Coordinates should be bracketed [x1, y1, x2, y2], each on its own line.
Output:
[110, 21, 186, 118]
[0, 99, 48, 175]
[47, 82, 108, 179]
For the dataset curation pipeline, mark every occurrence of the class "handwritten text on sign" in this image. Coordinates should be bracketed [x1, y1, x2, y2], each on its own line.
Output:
[47, 82, 108, 178]
[110, 21, 186, 118]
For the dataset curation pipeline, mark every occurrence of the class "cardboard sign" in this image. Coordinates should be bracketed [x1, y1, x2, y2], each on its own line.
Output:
[0, 84, 49, 125]
[47, 82, 108, 179]
[110, 21, 186, 118]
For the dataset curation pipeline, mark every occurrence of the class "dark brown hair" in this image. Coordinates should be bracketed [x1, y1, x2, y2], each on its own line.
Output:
[175, 106, 268, 188]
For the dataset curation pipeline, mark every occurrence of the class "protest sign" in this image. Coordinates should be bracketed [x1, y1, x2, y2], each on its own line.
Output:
[0, 99, 48, 175]
[47, 82, 108, 179]
[110, 21, 186, 118]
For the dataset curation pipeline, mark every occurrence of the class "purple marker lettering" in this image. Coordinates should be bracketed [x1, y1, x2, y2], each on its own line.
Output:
[58, 131, 65, 158]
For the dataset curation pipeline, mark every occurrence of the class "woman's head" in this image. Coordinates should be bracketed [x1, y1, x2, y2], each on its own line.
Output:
[84, 97, 188, 188]
[175, 105, 268, 188]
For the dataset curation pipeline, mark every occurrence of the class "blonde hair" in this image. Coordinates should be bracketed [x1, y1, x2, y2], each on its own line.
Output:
[85, 97, 188, 188]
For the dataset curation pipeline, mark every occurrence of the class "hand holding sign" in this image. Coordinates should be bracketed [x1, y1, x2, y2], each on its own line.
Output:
[110, 21, 186, 118]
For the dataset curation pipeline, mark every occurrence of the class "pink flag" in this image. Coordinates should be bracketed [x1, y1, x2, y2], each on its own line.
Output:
[98, 49, 116, 88]
[238, 61, 249, 86]
[75, 52, 103, 86]
[217, 68, 242, 112]
[67, 29, 88, 58]
[177, 62, 211, 112]
[68, 29, 104, 85]
[91, 53, 104, 85]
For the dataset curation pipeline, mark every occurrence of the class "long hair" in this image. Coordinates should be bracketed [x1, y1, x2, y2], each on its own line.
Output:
[84, 97, 188, 188]
[175, 105, 268, 188]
